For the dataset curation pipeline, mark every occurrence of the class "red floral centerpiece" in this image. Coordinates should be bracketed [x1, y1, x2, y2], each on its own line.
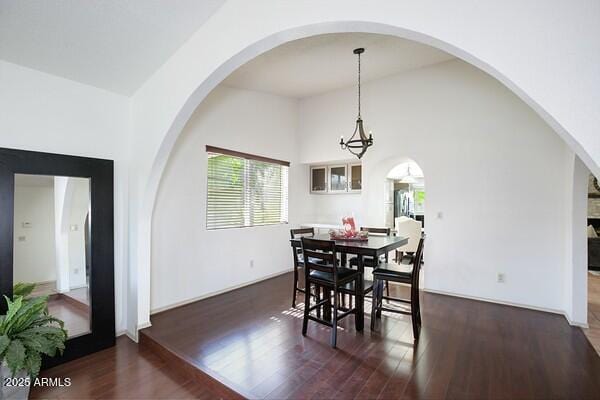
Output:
[329, 216, 368, 241]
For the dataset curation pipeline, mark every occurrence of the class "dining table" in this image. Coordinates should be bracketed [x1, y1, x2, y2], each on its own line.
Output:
[289, 233, 408, 331]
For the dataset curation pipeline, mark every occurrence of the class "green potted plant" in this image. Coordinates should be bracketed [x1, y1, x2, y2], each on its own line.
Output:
[0, 283, 67, 399]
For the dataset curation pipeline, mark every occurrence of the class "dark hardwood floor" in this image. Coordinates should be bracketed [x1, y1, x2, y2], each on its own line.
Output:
[137, 272, 600, 400]
[30, 336, 219, 399]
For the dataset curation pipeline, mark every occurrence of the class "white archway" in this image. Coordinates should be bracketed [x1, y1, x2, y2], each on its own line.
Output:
[131, 11, 599, 332]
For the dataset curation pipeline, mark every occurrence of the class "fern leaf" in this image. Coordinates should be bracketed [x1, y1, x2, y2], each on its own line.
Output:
[0, 334, 10, 357]
[13, 298, 48, 330]
[24, 351, 41, 378]
[5, 339, 26, 376]
[3, 295, 23, 326]
[6, 296, 48, 334]
[13, 283, 36, 298]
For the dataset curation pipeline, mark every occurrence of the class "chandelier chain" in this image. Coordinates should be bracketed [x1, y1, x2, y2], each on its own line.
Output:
[357, 51, 361, 117]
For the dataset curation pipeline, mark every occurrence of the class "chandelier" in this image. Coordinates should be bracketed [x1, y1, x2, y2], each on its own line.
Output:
[339, 48, 373, 159]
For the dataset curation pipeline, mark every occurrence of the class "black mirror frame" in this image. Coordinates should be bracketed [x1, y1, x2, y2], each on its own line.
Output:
[0, 147, 115, 368]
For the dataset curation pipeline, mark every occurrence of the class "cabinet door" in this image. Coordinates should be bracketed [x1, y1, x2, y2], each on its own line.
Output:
[328, 165, 347, 192]
[349, 163, 362, 192]
[311, 167, 327, 192]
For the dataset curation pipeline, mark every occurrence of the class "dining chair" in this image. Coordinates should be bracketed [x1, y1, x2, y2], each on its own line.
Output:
[347, 227, 391, 268]
[394, 218, 422, 264]
[290, 227, 315, 308]
[370, 234, 425, 340]
[301, 237, 361, 348]
[347, 227, 391, 297]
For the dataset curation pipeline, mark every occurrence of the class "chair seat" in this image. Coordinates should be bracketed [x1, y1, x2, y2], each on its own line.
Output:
[372, 262, 413, 283]
[309, 267, 359, 284]
[339, 279, 373, 294]
[348, 256, 381, 268]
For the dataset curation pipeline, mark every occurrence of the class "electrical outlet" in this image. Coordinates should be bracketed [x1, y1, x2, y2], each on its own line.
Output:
[497, 273, 506, 283]
[250, 260, 254, 268]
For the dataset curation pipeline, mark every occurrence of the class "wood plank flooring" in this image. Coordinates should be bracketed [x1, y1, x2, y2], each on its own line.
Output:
[586, 272, 600, 354]
[30, 336, 219, 399]
[140, 272, 600, 399]
[47, 296, 90, 338]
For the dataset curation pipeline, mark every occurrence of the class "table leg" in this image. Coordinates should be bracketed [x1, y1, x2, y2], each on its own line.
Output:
[356, 255, 364, 331]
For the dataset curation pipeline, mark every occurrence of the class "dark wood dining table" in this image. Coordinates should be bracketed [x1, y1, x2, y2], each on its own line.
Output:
[289, 233, 408, 331]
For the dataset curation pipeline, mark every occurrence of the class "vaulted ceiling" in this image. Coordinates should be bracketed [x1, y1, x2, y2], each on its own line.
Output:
[0, 3, 453, 98]
[0, 0, 225, 95]
[223, 33, 454, 98]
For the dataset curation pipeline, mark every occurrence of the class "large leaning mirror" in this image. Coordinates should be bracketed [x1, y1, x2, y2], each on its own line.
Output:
[0, 148, 115, 369]
[13, 174, 91, 338]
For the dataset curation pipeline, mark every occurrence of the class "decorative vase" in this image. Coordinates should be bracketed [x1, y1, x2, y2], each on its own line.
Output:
[0, 363, 31, 400]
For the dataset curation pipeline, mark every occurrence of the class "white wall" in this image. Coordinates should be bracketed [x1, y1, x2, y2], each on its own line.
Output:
[150, 85, 309, 312]
[298, 60, 575, 317]
[4, 0, 599, 331]
[130, 2, 600, 329]
[0, 60, 130, 333]
[67, 179, 90, 289]
[54, 176, 72, 292]
[13, 185, 57, 283]
[563, 154, 589, 325]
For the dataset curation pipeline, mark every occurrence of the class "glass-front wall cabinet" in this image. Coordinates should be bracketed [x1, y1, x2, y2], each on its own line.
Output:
[310, 162, 361, 194]
[311, 166, 327, 193]
[349, 163, 362, 191]
[328, 165, 347, 192]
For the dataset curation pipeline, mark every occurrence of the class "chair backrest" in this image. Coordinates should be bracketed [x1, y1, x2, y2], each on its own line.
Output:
[300, 237, 340, 281]
[394, 216, 411, 228]
[290, 228, 315, 266]
[290, 227, 315, 239]
[360, 227, 391, 236]
[411, 235, 425, 289]
[395, 218, 422, 253]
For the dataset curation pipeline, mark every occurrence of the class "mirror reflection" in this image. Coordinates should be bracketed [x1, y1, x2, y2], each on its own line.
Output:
[13, 174, 91, 338]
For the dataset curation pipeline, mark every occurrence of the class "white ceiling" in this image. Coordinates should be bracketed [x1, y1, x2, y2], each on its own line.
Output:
[0, 0, 225, 95]
[223, 33, 454, 98]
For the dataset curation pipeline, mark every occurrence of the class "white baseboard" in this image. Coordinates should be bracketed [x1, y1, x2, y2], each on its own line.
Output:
[563, 313, 589, 328]
[422, 288, 586, 326]
[137, 321, 152, 330]
[150, 268, 294, 315]
[116, 329, 140, 343]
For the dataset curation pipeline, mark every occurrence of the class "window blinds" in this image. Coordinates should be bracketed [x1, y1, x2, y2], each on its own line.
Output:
[206, 146, 289, 230]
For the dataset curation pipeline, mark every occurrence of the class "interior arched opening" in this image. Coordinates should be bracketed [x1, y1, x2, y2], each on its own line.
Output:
[148, 32, 586, 329]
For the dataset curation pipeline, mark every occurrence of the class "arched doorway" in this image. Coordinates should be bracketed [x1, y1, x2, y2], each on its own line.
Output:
[385, 161, 425, 229]
[133, 19, 592, 333]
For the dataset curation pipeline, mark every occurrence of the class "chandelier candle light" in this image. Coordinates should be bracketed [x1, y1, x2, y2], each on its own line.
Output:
[339, 47, 374, 159]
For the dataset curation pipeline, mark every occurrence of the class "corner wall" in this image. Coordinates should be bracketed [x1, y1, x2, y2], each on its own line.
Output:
[150, 85, 309, 312]
[298, 60, 575, 315]
[0, 60, 131, 334]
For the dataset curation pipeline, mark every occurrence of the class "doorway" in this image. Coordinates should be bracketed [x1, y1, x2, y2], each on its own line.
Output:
[384, 161, 425, 229]
[587, 173, 600, 353]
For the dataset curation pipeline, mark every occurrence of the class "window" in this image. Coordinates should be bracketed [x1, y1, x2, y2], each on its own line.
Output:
[206, 146, 289, 230]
